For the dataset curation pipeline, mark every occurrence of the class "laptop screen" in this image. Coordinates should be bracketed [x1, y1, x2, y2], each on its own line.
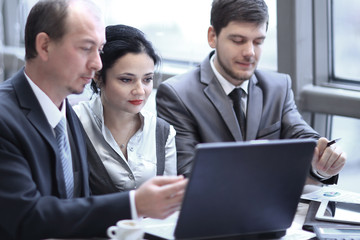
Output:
[143, 139, 316, 240]
[174, 139, 316, 239]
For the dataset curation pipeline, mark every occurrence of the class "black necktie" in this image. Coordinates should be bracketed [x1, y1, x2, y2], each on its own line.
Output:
[229, 88, 246, 139]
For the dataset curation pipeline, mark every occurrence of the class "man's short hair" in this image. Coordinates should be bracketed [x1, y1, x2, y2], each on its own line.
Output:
[25, 0, 69, 60]
[210, 0, 269, 36]
[24, 0, 103, 61]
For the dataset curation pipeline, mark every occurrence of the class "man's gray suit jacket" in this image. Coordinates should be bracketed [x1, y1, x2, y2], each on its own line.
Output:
[156, 52, 336, 184]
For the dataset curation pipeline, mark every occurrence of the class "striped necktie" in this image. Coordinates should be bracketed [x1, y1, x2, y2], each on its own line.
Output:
[54, 118, 74, 198]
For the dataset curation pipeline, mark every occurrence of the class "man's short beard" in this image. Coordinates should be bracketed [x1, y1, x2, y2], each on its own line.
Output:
[68, 85, 86, 96]
[217, 55, 254, 82]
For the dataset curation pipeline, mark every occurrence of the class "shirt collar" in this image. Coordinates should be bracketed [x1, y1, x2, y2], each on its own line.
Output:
[210, 53, 249, 96]
[89, 95, 145, 136]
[24, 71, 66, 128]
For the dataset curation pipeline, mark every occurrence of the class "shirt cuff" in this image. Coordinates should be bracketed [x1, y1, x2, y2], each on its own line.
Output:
[311, 167, 330, 180]
[129, 190, 140, 220]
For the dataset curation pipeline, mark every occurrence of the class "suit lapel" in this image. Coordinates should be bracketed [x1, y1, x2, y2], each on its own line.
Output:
[12, 70, 67, 198]
[200, 53, 243, 141]
[13, 71, 58, 150]
[246, 73, 263, 140]
[66, 102, 89, 197]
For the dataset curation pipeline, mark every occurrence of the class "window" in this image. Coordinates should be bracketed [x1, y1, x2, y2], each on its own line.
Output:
[6, 0, 277, 74]
[332, 0, 360, 82]
[328, 0, 360, 192]
[331, 115, 360, 192]
[101, 0, 277, 74]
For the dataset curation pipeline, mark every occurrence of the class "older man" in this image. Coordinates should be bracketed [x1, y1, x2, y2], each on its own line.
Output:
[0, 0, 186, 239]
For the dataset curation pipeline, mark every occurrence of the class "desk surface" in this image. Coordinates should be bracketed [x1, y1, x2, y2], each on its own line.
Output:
[142, 184, 321, 240]
[141, 202, 316, 240]
[49, 184, 324, 240]
[277, 202, 316, 239]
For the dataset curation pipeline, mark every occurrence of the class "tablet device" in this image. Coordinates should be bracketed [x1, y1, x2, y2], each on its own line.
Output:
[315, 200, 360, 225]
[314, 226, 360, 240]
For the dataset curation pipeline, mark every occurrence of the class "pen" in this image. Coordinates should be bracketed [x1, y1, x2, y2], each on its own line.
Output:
[327, 138, 341, 147]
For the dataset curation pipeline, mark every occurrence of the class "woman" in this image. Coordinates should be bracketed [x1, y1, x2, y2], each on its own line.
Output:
[74, 24, 177, 194]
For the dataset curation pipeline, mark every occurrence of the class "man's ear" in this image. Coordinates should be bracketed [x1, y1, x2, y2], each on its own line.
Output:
[35, 32, 51, 61]
[207, 26, 217, 49]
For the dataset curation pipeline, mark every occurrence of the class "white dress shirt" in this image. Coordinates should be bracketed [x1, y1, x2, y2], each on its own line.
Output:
[24, 72, 67, 134]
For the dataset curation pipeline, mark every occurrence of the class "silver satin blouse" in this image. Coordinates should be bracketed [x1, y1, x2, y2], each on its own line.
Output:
[73, 95, 177, 191]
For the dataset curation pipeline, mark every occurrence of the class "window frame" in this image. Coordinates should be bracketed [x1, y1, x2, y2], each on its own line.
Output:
[277, 0, 360, 138]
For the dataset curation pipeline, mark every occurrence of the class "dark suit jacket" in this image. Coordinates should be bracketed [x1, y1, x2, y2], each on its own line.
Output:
[156, 52, 337, 184]
[0, 69, 131, 240]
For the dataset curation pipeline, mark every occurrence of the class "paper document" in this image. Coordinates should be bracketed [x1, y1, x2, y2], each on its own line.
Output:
[301, 186, 360, 203]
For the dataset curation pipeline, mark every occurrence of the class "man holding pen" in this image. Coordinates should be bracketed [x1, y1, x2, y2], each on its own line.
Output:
[156, 0, 346, 183]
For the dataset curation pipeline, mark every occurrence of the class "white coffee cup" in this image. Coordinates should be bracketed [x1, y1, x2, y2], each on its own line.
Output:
[107, 219, 144, 240]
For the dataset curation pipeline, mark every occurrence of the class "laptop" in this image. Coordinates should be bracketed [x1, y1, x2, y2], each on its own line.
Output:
[144, 139, 317, 240]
